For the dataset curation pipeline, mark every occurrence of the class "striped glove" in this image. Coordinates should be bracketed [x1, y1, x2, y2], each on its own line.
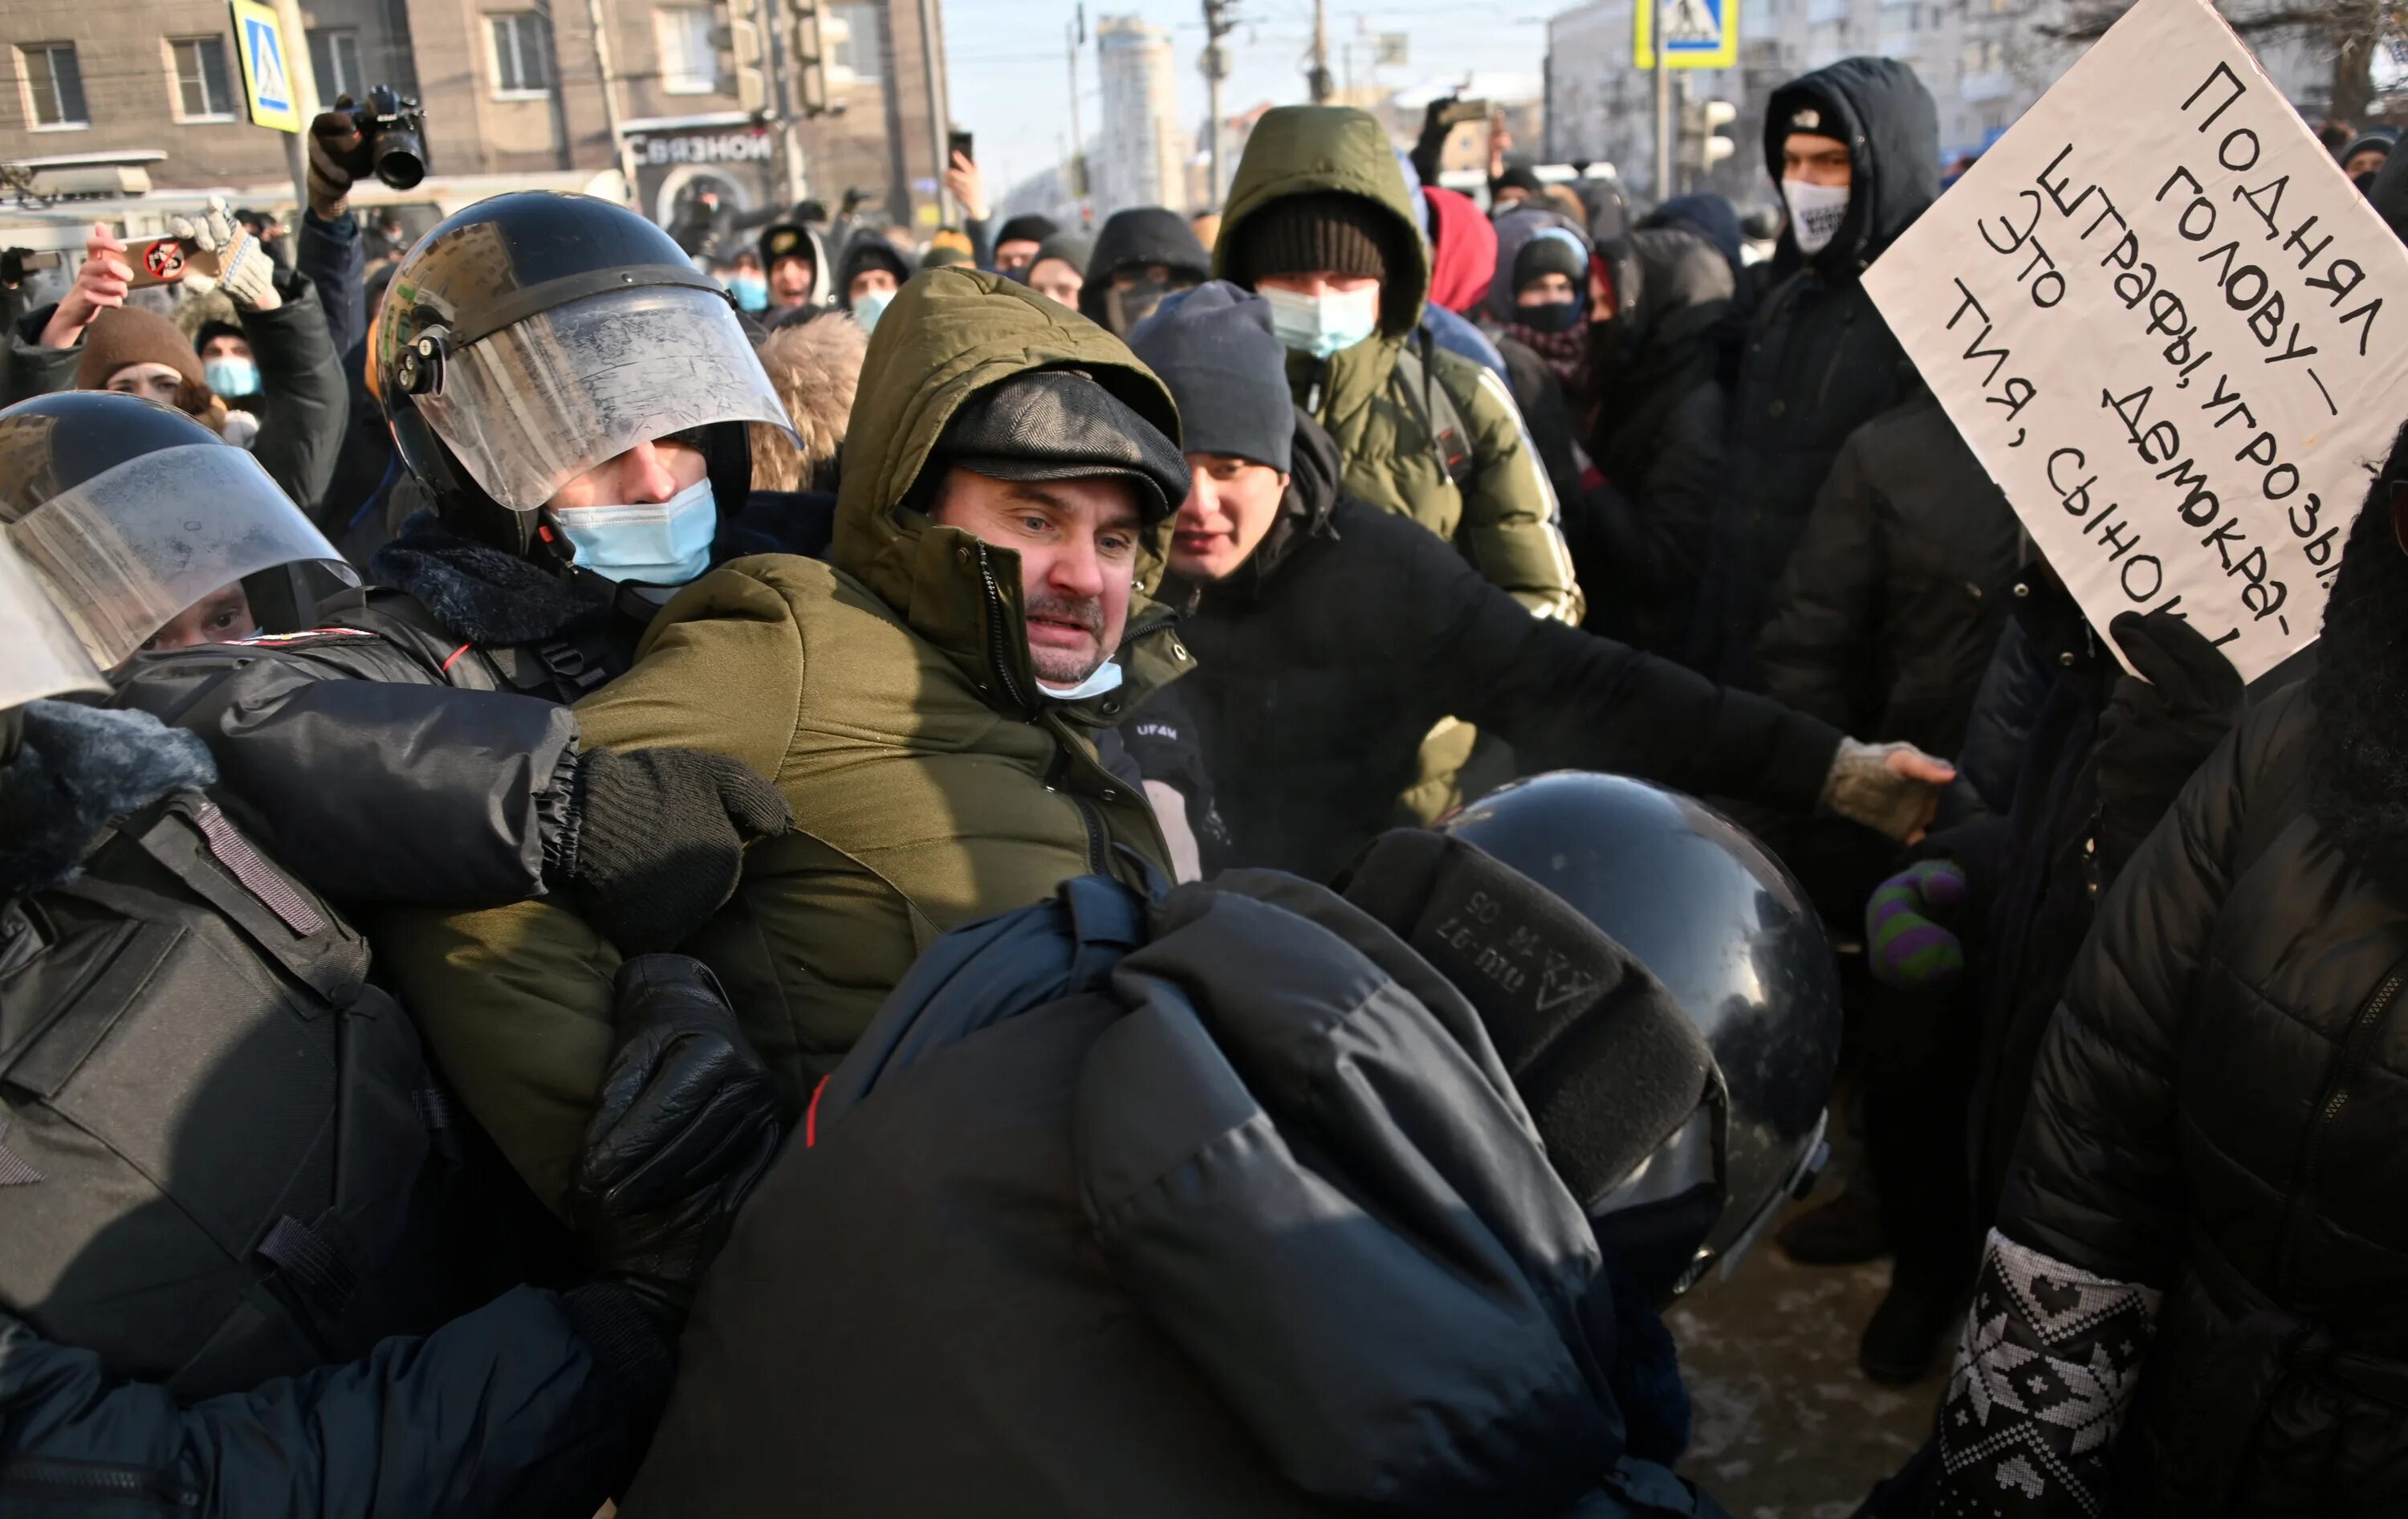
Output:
[1865, 858, 1968, 990]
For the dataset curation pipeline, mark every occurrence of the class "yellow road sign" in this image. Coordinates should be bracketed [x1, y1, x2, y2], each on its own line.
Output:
[1635, 0, 1739, 69]
[230, 0, 302, 132]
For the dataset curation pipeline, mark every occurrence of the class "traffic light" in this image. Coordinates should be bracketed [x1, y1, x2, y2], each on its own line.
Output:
[1682, 99, 1738, 179]
[728, 0, 768, 116]
[792, 0, 855, 118]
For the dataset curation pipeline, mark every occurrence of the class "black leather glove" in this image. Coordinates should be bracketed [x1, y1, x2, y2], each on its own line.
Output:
[570, 955, 783, 1322]
[2095, 610, 2244, 880]
[555, 746, 791, 954]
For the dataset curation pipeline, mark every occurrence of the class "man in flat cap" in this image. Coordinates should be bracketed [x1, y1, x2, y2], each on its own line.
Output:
[375, 267, 1195, 1212]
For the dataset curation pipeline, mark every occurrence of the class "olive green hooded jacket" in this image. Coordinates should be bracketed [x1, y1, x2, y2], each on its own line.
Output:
[374, 269, 1191, 1212]
[1216, 105, 1580, 624]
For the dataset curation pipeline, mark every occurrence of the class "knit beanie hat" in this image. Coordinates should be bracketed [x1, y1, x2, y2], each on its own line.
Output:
[1129, 281, 1293, 474]
[995, 214, 1061, 247]
[1512, 228, 1590, 294]
[193, 318, 246, 355]
[74, 305, 206, 393]
[1230, 192, 1393, 287]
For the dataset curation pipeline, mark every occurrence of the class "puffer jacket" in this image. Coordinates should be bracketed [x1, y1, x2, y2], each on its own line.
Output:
[374, 268, 1193, 1213]
[1687, 57, 1937, 684]
[1753, 394, 2022, 760]
[620, 857, 1723, 1519]
[1217, 105, 1579, 623]
[1940, 682, 2408, 1517]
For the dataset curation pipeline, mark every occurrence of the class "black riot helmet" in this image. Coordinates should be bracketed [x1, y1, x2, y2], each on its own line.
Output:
[372, 192, 795, 559]
[1442, 772, 1841, 1298]
[0, 392, 356, 668]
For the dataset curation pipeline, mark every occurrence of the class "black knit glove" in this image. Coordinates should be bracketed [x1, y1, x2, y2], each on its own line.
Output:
[555, 747, 791, 954]
[2095, 611, 2243, 881]
[570, 955, 783, 1323]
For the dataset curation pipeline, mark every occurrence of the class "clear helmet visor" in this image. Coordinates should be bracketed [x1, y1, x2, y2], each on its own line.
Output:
[415, 283, 796, 515]
[0, 532, 107, 708]
[6, 444, 358, 667]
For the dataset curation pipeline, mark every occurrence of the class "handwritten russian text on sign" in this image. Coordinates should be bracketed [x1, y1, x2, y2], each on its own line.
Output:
[1863, 0, 2408, 682]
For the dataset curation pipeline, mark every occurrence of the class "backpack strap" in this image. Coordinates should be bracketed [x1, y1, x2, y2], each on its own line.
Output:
[1393, 330, 1477, 491]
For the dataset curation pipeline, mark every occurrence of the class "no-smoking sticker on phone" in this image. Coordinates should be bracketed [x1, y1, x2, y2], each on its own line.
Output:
[143, 241, 185, 280]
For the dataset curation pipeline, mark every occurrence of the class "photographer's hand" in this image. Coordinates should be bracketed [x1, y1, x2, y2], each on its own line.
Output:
[308, 101, 362, 222]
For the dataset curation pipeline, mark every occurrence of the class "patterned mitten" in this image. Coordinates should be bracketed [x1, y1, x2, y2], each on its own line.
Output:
[1865, 857, 1969, 989]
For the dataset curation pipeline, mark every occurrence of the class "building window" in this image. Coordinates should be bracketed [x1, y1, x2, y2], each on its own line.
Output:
[488, 12, 552, 97]
[831, 2, 881, 82]
[309, 27, 364, 101]
[169, 36, 238, 120]
[18, 43, 89, 128]
[654, 6, 722, 94]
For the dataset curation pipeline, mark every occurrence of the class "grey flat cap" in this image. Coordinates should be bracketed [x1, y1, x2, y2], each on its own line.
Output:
[936, 369, 1188, 520]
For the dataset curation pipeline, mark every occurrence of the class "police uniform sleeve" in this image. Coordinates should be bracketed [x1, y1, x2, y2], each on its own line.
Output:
[374, 563, 807, 1216]
[111, 637, 582, 908]
[0, 1286, 663, 1519]
[1441, 348, 1584, 625]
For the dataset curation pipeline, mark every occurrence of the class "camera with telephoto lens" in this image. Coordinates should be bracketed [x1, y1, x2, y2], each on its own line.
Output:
[340, 86, 429, 191]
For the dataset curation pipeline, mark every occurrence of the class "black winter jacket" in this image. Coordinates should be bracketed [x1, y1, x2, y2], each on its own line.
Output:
[1948, 682, 2408, 1517]
[1754, 395, 2022, 760]
[0, 703, 667, 1519]
[623, 865, 1723, 1519]
[1151, 414, 1844, 882]
[1687, 57, 1938, 684]
[1582, 227, 1736, 655]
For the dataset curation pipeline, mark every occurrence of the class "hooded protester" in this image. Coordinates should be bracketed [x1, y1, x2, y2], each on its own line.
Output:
[9, 210, 348, 515]
[373, 267, 1202, 1214]
[1921, 429, 2408, 1519]
[1217, 106, 1577, 625]
[1078, 206, 1213, 336]
[0, 527, 784, 1519]
[1123, 282, 1950, 882]
[618, 779, 1850, 1519]
[1479, 206, 1595, 525]
[990, 212, 1060, 274]
[1026, 231, 1092, 309]
[833, 233, 913, 332]
[1578, 226, 1738, 656]
[758, 220, 832, 314]
[1686, 57, 1938, 686]
[1423, 183, 1499, 315]
[1396, 149, 1511, 382]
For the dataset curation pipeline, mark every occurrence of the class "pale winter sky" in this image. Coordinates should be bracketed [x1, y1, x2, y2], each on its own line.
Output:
[942, 0, 1560, 205]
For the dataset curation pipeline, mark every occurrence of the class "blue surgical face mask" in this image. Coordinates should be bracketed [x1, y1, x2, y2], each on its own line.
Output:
[1259, 283, 1381, 360]
[551, 477, 718, 586]
[1041, 658, 1125, 702]
[852, 287, 895, 334]
[729, 273, 769, 312]
[203, 355, 259, 398]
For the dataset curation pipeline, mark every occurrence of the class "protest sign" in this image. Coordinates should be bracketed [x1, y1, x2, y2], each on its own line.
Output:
[1863, 0, 2408, 682]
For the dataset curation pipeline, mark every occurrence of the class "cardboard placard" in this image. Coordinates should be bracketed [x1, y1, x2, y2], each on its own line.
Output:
[1864, 0, 2408, 681]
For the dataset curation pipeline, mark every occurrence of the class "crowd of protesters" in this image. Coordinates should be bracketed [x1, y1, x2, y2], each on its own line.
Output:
[1, 39, 2406, 1519]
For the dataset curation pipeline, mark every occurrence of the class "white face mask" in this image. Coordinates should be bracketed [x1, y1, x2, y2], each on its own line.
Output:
[549, 477, 718, 586]
[852, 287, 896, 334]
[1783, 178, 1851, 257]
[1259, 283, 1381, 360]
[1039, 658, 1125, 702]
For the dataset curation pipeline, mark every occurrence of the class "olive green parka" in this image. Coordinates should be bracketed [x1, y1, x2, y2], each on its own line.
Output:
[374, 268, 1191, 1211]
[1216, 104, 1580, 624]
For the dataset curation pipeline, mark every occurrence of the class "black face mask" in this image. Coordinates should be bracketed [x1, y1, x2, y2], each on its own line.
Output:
[1104, 275, 1195, 336]
[1512, 296, 1584, 333]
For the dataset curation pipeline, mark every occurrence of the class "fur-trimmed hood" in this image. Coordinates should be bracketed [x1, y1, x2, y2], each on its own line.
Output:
[0, 702, 214, 900]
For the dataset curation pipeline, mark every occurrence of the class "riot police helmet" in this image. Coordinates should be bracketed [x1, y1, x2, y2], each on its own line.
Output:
[372, 191, 795, 560]
[0, 392, 356, 668]
[1442, 771, 1842, 1298]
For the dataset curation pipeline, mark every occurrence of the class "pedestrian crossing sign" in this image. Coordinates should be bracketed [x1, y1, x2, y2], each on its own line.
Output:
[230, 0, 303, 132]
[1635, 0, 1739, 69]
